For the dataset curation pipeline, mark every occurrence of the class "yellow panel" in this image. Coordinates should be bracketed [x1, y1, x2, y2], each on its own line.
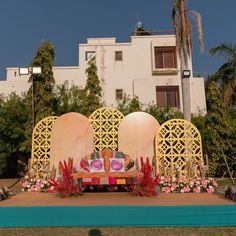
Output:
[89, 107, 124, 151]
[155, 119, 203, 177]
[31, 116, 58, 174]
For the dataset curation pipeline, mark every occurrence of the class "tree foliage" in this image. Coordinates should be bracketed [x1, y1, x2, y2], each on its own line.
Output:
[145, 105, 183, 125]
[172, 0, 204, 66]
[0, 93, 29, 176]
[209, 43, 236, 107]
[21, 41, 56, 155]
[204, 81, 232, 176]
[29, 41, 56, 123]
[81, 57, 102, 116]
[54, 81, 85, 115]
[117, 95, 142, 115]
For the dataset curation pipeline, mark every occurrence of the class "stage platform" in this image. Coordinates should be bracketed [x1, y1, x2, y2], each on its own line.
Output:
[0, 191, 233, 206]
[0, 191, 236, 227]
[1, 179, 236, 227]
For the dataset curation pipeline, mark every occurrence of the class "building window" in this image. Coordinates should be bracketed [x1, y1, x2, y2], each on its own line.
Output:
[156, 86, 179, 108]
[116, 89, 123, 100]
[154, 47, 177, 69]
[115, 51, 123, 61]
[85, 51, 95, 61]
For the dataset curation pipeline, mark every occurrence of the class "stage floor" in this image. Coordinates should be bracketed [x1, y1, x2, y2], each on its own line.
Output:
[0, 191, 234, 206]
[1, 179, 236, 227]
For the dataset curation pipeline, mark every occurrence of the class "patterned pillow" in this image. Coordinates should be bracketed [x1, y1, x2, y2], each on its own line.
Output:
[89, 159, 105, 172]
[110, 158, 125, 172]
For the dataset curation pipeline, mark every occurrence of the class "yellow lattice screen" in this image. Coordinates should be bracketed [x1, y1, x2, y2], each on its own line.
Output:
[31, 116, 58, 174]
[155, 119, 203, 177]
[89, 107, 124, 151]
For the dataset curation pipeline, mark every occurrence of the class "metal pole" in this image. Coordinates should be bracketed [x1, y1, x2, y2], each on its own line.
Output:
[32, 76, 35, 131]
[182, 78, 191, 121]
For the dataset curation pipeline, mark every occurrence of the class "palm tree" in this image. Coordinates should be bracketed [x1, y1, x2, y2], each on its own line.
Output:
[209, 43, 236, 108]
[172, 0, 204, 121]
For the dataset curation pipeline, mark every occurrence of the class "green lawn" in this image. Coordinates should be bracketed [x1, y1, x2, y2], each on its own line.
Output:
[1, 227, 236, 236]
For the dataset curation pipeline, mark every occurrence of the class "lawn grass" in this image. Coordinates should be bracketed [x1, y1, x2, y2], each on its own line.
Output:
[1, 227, 236, 236]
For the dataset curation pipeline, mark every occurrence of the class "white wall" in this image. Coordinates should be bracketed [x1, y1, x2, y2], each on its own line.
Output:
[2, 35, 206, 115]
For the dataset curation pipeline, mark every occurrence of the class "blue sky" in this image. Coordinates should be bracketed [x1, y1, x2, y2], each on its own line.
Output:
[0, 0, 235, 80]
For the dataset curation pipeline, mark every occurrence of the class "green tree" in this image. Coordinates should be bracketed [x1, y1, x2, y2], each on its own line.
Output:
[21, 41, 56, 156]
[29, 41, 56, 123]
[145, 105, 183, 125]
[205, 81, 232, 176]
[54, 81, 85, 115]
[0, 93, 29, 176]
[117, 95, 142, 116]
[172, 0, 204, 121]
[81, 57, 102, 116]
[191, 114, 206, 153]
[228, 109, 236, 176]
[209, 43, 236, 107]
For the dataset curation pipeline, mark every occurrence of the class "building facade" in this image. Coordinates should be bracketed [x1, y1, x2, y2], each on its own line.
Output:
[2, 33, 206, 115]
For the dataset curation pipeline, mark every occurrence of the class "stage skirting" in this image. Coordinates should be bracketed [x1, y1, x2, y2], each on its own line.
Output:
[0, 205, 236, 227]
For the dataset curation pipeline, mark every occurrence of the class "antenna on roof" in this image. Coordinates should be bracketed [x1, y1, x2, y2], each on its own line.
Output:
[136, 12, 143, 30]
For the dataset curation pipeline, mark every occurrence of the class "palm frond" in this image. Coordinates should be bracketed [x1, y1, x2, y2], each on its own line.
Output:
[209, 43, 236, 63]
[190, 10, 204, 53]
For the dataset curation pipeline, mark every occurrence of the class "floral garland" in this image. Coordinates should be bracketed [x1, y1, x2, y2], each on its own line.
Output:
[159, 176, 218, 193]
[21, 169, 53, 192]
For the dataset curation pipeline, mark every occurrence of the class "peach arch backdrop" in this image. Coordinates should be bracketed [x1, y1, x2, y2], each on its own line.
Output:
[50, 112, 94, 172]
[118, 112, 160, 165]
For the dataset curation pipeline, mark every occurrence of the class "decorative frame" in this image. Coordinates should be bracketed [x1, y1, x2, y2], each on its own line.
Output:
[89, 107, 124, 151]
[30, 116, 58, 174]
[155, 119, 203, 177]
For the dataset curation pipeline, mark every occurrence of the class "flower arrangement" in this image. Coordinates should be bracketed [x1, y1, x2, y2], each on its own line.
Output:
[21, 168, 52, 192]
[159, 175, 218, 193]
[48, 157, 83, 197]
[132, 157, 160, 197]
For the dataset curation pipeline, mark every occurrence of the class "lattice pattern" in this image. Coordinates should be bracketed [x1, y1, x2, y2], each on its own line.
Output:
[89, 107, 124, 151]
[31, 116, 58, 174]
[155, 119, 203, 177]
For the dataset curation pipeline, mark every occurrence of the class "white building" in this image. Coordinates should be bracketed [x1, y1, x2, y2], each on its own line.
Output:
[2, 29, 206, 115]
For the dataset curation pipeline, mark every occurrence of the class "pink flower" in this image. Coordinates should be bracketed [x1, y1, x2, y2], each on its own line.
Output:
[164, 176, 171, 183]
[22, 182, 28, 188]
[172, 177, 177, 182]
[178, 176, 187, 183]
[163, 187, 171, 193]
[189, 181, 194, 186]
[207, 186, 215, 193]
[201, 179, 207, 188]
[171, 183, 177, 191]
[193, 187, 201, 193]
[183, 186, 191, 193]
[212, 180, 218, 187]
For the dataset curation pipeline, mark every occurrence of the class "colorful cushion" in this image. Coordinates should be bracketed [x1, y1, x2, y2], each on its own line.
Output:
[110, 158, 125, 172]
[89, 159, 105, 172]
